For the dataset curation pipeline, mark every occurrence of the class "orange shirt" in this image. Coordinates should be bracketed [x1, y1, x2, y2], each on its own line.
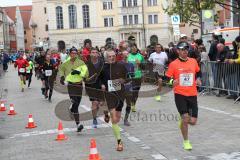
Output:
[166, 58, 200, 96]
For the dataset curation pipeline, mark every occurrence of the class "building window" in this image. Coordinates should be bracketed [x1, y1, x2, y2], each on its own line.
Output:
[104, 17, 114, 27]
[129, 15, 133, 24]
[133, 0, 137, 6]
[148, 15, 153, 24]
[45, 24, 48, 31]
[122, 0, 127, 7]
[68, 5, 77, 29]
[56, 6, 64, 29]
[24, 30, 26, 35]
[82, 5, 90, 28]
[154, 15, 158, 23]
[25, 39, 27, 43]
[123, 15, 127, 25]
[134, 15, 138, 24]
[148, 14, 158, 24]
[147, 0, 157, 6]
[44, 7, 47, 14]
[128, 0, 132, 7]
[103, 1, 113, 10]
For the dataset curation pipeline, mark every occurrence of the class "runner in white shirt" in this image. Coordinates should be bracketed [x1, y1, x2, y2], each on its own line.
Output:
[148, 44, 168, 101]
[60, 52, 68, 63]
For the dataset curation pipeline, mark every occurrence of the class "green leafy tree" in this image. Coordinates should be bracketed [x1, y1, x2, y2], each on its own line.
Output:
[164, 0, 224, 27]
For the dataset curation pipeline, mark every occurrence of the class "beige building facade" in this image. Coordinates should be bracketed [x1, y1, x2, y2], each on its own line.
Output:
[45, 0, 173, 49]
[31, 0, 49, 49]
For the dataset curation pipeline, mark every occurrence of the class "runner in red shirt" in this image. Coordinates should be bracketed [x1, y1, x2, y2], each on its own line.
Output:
[14, 53, 29, 92]
[166, 41, 202, 151]
[81, 39, 92, 62]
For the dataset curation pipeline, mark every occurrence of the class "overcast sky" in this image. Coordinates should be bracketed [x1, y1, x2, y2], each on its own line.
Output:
[0, 0, 32, 7]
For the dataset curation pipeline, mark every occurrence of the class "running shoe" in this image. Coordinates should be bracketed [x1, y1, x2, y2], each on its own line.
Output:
[124, 119, 131, 126]
[93, 119, 98, 128]
[154, 95, 161, 102]
[116, 142, 123, 151]
[77, 124, 84, 132]
[183, 140, 192, 150]
[104, 110, 110, 123]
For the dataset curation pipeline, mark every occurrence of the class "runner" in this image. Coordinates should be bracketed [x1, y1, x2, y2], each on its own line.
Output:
[100, 49, 128, 151]
[165, 41, 202, 150]
[14, 53, 29, 92]
[26, 57, 34, 88]
[35, 51, 46, 95]
[59, 47, 89, 132]
[119, 50, 134, 126]
[127, 44, 145, 112]
[42, 54, 57, 102]
[82, 39, 92, 62]
[148, 44, 168, 101]
[60, 50, 68, 63]
[85, 48, 104, 128]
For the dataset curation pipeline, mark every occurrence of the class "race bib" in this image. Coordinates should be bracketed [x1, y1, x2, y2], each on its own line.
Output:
[179, 73, 194, 86]
[19, 68, 25, 73]
[45, 70, 52, 76]
[108, 79, 121, 92]
[26, 70, 31, 73]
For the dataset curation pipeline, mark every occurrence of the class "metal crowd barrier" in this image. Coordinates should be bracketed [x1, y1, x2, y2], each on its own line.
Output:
[200, 61, 240, 103]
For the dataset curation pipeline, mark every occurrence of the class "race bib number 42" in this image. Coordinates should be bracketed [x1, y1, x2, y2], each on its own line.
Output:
[45, 70, 52, 76]
[108, 79, 121, 92]
[19, 68, 25, 73]
[179, 73, 194, 86]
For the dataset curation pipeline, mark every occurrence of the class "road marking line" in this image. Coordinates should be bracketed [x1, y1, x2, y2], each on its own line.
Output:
[200, 105, 240, 119]
[151, 154, 167, 159]
[9, 124, 109, 139]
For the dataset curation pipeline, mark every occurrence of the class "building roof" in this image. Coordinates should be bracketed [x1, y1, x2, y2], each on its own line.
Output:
[4, 5, 32, 29]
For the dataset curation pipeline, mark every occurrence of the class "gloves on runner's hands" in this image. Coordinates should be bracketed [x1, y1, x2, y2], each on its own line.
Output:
[71, 70, 81, 75]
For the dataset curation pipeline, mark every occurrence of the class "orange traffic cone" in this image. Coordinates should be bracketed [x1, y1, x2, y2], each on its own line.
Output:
[89, 138, 101, 160]
[26, 114, 37, 129]
[55, 121, 67, 141]
[0, 101, 6, 111]
[8, 104, 17, 115]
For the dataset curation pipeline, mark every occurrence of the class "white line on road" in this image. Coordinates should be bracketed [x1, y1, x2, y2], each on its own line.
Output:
[9, 124, 109, 139]
[199, 105, 240, 119]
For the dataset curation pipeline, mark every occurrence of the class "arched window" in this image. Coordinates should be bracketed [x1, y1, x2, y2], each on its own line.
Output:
[56, 6, 63, 29]
[150, 35, 158, 45]
[82, 5, 90, 28]
[68, 5, 77, 29]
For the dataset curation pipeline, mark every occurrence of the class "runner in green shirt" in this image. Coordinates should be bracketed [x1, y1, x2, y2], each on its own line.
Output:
[26, 58, 34, 88]
[127, 44, 145, 112]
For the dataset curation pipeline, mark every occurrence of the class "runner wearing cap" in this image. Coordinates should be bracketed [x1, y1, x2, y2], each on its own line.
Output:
[14, 53, 29, 92]
[59, 47, 89, 132]
[166, 41, 202, 150]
